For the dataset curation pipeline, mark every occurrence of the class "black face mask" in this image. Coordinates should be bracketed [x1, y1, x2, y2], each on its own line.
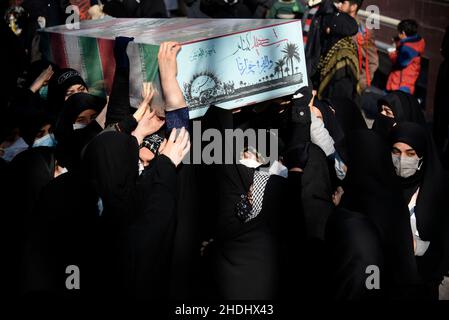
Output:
[372, 114, 396, 139]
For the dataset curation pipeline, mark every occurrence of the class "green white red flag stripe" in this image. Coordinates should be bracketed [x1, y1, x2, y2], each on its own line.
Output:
[42, 32, 162, 107]
[97, 39, 116, 94]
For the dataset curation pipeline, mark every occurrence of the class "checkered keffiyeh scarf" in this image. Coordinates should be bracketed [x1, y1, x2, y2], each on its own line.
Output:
[235, 171, 270, 223]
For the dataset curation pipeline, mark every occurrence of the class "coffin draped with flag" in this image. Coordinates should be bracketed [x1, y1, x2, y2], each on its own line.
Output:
[40, 17, 308, 118]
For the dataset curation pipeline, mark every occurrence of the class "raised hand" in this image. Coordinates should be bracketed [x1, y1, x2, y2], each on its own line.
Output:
[30, 65, 54, 93]
[160, 127, 190, 167]
[132, 109, 165, 145]
[158, 41, 186, 111]
[133, 82, 154, 122]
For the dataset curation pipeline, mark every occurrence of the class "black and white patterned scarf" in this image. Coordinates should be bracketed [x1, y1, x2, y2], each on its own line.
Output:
[235, 170, 270, 223]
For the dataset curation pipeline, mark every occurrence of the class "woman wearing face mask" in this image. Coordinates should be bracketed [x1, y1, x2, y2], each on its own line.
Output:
[197, 102, 310, 300]
[1, 113, 57, 163]
[17, 111, 57, 149]
[390, 122, 449, 299]
[308, 97, 349, 209]
[311, 99, 346, 179]
[308, 96, 368, 216]
[21, 113, 189, 298]
[326, 130, 421, 300]
[30, 123, 57, 148]
[54, 92, 106, 171]
[103, 38, 201, 299]
[372, 90, 425, 138]
[47, 68, 89, 115]
[3, 63, 57, 162]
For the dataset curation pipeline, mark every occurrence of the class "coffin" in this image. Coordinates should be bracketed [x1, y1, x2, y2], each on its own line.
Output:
[40, 17, 308, 118]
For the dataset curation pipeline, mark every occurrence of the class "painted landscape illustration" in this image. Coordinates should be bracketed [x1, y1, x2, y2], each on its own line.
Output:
[176, 22, 307, 118]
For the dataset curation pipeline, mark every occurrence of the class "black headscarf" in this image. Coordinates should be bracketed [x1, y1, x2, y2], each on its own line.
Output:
[22, 167, 102, 295]
[313, 98, 367, 163]
[321, 11, 358, 56]
[81, 131, 139, 222]
[384, 91, 425, 124]
[6, 147, 56, 222]
[19, 111, 56, 147]
[54, 93, 105, 170]
[200, 0, 255, 18]
[199, 106, 286, 299]
[234, 103, 286, 161]
[305, 0, 338, 77]
[375, 90, 424, 124]
[372, 91, 426, 139]
[80, 131, 140, 294]
[391, 122, 427, 158]
[313, 98, 347, 165]
[314, 99, 345, 144]
[54, 92, 105, 143]
[328, 97, 368, 134]
[341, 130, 419, 289]
[390, 122, 426, 204]
[390, 122, 448, 240]
[103, 0, 168, 18]
[3, 147, 56, 295]
[390, 122, 449, 282]
[47, 68, 88, 114]
[103, 0, 127, 17]
[21, 132, 139, 296]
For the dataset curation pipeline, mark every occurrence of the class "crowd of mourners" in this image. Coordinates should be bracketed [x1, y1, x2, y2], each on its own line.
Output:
[1, 0, 449, 301]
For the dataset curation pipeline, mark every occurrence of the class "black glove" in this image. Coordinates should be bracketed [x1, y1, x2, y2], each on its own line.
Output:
[291, 82, 312, 122]
[286, 82, 313, 144]
[283, 142, 310, 171]
[291, 103, 311, 125]
[292, 83, 313, 110]
[286, 102, 311, 147]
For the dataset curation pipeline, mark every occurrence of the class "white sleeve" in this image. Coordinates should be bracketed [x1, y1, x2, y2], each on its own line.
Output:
[310, 113, 335, 157]
[414, 238, 431, 256]
[409, 189, 430, 256]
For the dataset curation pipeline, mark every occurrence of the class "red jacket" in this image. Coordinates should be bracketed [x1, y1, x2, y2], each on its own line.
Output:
[386, 35, 425, 95]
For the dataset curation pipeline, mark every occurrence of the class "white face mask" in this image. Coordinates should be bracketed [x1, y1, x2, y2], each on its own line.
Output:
[392, 154, 423, 178]
[1, 137, 29, 162]
[32, 133, 57, 148]
[239, 158, 263, 169]
[73, 123, 87, 130]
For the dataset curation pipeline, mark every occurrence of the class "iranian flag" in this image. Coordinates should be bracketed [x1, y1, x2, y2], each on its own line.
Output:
[40, 32, 161, 107]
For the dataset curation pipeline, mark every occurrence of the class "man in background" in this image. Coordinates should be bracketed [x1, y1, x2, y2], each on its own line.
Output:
[337, 0, 378, 92]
